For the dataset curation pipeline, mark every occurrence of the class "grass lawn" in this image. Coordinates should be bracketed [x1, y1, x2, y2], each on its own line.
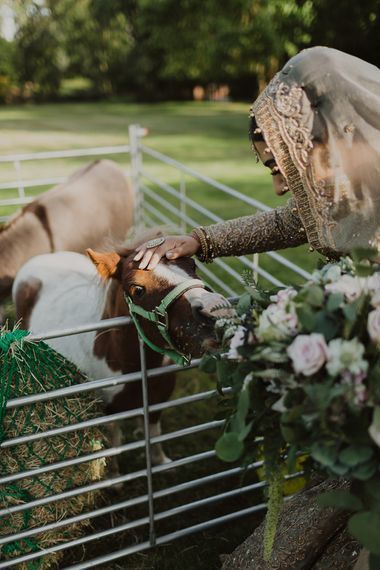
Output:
[0, 100, 309, 569]
[0, 99, 320, 285]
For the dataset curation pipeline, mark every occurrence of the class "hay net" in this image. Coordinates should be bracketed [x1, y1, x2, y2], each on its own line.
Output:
[0, 328, 105, 569]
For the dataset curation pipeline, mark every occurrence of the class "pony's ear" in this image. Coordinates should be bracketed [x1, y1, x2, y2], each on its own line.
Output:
[86, 249, 121, 280]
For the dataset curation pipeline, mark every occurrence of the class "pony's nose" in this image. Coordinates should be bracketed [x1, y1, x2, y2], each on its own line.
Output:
[191, 299, 212, 323]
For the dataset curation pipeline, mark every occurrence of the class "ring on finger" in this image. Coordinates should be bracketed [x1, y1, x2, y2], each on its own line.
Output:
[145, 237, 165, 249]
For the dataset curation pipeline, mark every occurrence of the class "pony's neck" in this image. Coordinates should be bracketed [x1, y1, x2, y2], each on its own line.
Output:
[0, 212, 50, 279]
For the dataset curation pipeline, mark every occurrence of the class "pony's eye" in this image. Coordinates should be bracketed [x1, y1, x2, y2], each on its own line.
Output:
[129, 284, 146, 299]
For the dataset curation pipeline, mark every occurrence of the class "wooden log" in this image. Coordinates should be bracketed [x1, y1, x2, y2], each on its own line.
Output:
[221, 480, 361, 569]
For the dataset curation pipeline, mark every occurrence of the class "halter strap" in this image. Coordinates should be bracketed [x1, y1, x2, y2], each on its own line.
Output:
[125, 279, 205, 367]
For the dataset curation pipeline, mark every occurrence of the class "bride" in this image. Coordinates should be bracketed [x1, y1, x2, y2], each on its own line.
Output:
[134, 46, 380, 269]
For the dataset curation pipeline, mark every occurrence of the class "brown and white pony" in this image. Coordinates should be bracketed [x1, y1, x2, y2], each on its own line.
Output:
[13, 237, 228, 466]
[0, 159, 134, 302]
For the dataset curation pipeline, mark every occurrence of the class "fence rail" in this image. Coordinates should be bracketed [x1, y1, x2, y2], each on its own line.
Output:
[0, 125, 306, 568]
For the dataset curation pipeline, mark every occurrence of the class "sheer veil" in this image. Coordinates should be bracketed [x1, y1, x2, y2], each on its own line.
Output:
[252, 46, 380, 256]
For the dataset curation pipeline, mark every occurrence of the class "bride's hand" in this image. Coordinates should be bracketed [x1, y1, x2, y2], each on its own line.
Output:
[133, 235, 200, 270]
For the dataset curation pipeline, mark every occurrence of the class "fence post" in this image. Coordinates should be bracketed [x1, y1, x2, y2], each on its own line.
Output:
[179, 173, 187, 233]
[14, 159, 25, 200]
[129, 124, 147, 228]
[138, 337, 156, 547]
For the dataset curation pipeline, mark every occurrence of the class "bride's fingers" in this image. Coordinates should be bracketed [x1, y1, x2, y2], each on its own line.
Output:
[133, 248, 145, 261]
[147, 251, 163, 270]
[138, 249, 154, 269]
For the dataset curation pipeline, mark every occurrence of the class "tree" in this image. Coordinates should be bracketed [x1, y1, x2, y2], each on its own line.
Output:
[310, 0, 380, 67]
[13, 1, 64, 99]
[48, 0, 134, 97]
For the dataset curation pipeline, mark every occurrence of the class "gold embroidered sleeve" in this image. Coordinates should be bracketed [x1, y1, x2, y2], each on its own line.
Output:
[193, 199, 307, 260]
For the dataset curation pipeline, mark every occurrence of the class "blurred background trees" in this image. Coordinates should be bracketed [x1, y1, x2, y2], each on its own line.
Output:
[0, 0, 379, 103]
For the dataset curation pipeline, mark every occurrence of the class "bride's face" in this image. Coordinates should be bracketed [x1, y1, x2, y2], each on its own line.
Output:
[254, 140, 289, 197]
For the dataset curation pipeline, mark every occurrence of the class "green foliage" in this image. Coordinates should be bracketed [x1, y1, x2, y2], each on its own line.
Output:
[2, 0, 379, 102]
[207, 256, 380, 558]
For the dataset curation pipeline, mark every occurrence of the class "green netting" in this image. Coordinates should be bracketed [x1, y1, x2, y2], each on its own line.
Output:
[0, 328, 106, 569]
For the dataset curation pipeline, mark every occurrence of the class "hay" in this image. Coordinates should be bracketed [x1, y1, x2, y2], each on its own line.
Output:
[0, 328, 107, 569]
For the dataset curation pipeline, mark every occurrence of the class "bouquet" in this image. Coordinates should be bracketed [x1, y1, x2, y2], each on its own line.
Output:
[200, 251, 380, 563]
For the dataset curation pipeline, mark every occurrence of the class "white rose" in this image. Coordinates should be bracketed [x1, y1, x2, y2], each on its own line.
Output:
[367, 273, 380, 293]
[368, 309, 380, 347]
[325, 275, 364, 301]
[227, 325, 246, 360]
[326, 338, 368, 377]
[256, 304, 298, 342]
[371, 290, 380, 308]
[287, 334, 328, 376]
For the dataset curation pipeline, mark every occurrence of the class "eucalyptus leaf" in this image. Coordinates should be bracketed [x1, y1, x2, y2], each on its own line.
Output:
[215, 432, 244, 462]
[352, 462, 377, 481]
[314, 311, 339, 340]
[236, 292, 252, 316]
[330, 462, 350, 476]
[348, 511, 380, 555]
[339, 445, 373, 467]
[317, 490, 363, 511]
[369, 407, 380, 447]
[296, 305, 317, 332]
[306, 285, 324, 307]
[199, 354, 217, 373]
[216, 359, 235, 387]
[238, 421, 253, 442]
[365, 476, 380, 501]
[311, 443, 338, 466]
[326, 292, 344, 312]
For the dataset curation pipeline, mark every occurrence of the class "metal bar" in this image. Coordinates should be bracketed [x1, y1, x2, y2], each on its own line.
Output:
[143, 200, 174, 226]
[26, 315, 132, 342]
[142, 183, 198, 227]
[237, 254, 285, 287]
[4, 387, 229, 448]
[142, 170, 222, 223]
[0, 420, 223, 495]
[195, 261, 237, 296]
[0, 145, 131, 163]
[0, 457, 279, 562]
[141, 164, 311, 280]
[0, 468, 271, 547]
[63, 502, 271, 570]
[139, 338, 156, 547]
[0, 177, 66, 191]
[0, 196, 33, 207]
[142, 171, 311, 280]
[179, 173, 187, 232]
[6, 360, 200, 409]
[141, 145, 272, 212]
[143, 184, 279, 288]
[0, 447, 215, 488]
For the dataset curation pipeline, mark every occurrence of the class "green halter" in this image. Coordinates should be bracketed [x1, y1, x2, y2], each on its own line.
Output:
[124, 279, 206, 367]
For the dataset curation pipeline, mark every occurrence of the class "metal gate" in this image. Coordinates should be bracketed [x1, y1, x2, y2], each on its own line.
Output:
[0, 125, 309, 569]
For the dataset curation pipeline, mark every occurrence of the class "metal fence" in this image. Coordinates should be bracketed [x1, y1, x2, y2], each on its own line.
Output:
[0, 125, 308, 568]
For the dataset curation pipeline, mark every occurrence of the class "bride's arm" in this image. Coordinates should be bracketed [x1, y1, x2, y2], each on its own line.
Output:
[192, 199, 307, 262]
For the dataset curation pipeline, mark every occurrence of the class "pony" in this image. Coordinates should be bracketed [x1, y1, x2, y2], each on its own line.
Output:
[0, 159, 134, 302]
[13, 235, 229, 468]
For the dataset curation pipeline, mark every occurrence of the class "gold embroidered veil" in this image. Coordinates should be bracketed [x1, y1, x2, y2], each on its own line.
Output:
[252, 46, 380, 257]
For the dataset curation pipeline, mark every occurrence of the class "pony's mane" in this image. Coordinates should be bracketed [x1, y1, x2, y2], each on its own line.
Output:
[115, 226, 177, 256]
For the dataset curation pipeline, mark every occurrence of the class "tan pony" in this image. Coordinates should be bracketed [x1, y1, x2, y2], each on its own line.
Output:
[0, 159, 134, 302]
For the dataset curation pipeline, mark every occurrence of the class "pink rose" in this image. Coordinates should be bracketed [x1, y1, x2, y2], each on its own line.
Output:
[368, 309, 380, 347]
[287, 334, 328, 376]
